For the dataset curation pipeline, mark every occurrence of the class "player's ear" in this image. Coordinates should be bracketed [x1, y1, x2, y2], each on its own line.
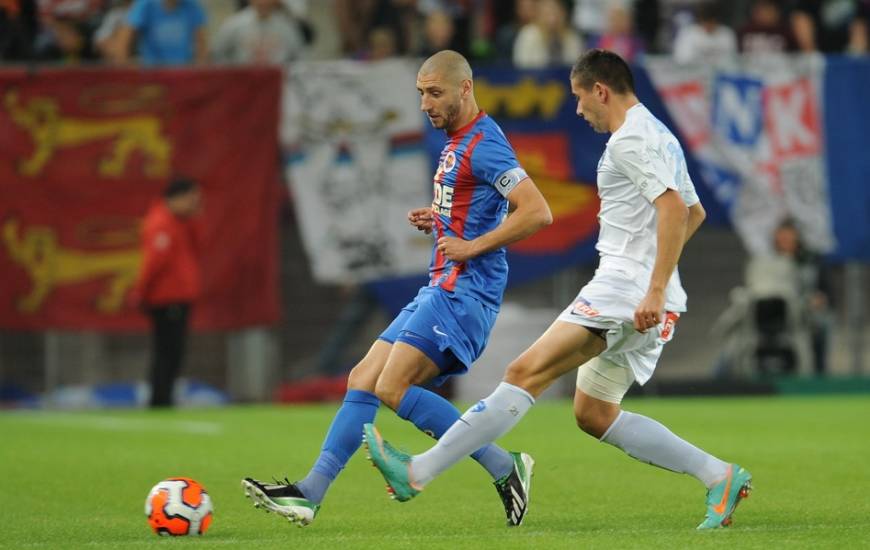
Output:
[462, 79, 472, 99]
[594, 82, 607, 102]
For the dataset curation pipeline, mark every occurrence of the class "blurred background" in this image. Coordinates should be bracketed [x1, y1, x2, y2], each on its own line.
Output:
[0, 0, 868, 409]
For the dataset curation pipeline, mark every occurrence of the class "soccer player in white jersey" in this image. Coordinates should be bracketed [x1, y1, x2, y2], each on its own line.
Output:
[364, 49, 752, 529]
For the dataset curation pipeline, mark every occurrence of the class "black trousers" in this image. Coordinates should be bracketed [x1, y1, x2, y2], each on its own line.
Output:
[148, 303, 191, 408]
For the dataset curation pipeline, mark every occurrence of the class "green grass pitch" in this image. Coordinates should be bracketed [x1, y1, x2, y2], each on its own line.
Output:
[2, 395, 869, 548]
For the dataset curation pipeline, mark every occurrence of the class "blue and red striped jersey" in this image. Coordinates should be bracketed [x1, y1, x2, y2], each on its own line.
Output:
[429, 111, 528, 311]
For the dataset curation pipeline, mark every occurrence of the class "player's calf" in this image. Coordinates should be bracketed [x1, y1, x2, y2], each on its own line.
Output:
[373, 378, 406, 411]
[573, 396, 621, 438]
[574, 409, 614, 438]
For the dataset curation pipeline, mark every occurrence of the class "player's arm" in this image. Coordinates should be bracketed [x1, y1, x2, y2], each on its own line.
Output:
[635, 189, 688, 331]
[438, 177, 552, 262]
[685, 201, 706, 244]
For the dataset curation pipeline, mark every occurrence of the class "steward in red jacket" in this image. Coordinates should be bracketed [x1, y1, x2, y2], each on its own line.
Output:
[131, 177, 202, 407]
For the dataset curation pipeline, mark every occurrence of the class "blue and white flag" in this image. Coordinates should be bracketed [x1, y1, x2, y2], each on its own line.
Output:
[645, 55, 836, 255]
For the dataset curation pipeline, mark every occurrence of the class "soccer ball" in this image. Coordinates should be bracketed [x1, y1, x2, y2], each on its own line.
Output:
[145, 477, 213, 536]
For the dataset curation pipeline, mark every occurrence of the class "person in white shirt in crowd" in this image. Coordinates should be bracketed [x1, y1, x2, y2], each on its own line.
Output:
[513, 0, 583, 68]
[94, 0, 132, 60]
[365, 49, 753, 531]
[34, 0, 104, 61]
[494, 0, 537, 63]
[572, 0, 612, 44]
[212, 0, 308, 64]
[673, 1, 737, 65]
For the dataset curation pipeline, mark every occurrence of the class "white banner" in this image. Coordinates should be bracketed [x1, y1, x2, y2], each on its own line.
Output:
[645, 55, 836, 255]
[283, 59, 431, 284]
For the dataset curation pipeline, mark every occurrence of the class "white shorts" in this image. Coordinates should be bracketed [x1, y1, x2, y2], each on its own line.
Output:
[557, 270, 680, 385]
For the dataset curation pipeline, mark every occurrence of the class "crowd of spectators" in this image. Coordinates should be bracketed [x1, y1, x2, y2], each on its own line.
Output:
[0, 0, 312, 64]
[1, 0, 869, 66]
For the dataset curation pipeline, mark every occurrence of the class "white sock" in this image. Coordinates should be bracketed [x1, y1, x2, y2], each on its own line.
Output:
[601, 411, 730, 488]
[411, 382, 535, 486]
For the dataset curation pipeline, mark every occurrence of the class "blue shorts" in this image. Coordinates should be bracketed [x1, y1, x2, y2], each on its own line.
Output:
[378, 286, 498, 386]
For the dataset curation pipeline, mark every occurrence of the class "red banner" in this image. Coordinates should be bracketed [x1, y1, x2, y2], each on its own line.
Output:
[0, 67, 282, 330]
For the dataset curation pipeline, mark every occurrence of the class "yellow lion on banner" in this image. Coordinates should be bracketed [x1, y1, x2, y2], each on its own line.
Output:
[4, 90, 171, 178]
[2, 219, 141, 314]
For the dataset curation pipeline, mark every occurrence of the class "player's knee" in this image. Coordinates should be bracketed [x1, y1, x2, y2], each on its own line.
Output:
[503, 357, 538, 390]
[347, 362, 377, 392]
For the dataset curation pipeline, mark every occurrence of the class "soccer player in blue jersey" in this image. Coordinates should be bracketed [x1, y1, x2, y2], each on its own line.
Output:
[242, 50, 552, 527]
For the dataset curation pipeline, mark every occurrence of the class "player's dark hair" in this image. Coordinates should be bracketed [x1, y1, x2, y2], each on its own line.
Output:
[163, 177, 197, 198]
[570, 49, 636, 94]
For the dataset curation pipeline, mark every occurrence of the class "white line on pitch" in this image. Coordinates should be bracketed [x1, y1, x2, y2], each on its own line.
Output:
[5, 412, 223, 435]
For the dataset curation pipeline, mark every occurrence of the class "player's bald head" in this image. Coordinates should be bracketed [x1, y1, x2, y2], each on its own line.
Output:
[418, 50, 473, 85]
[417, 50, 477, 132]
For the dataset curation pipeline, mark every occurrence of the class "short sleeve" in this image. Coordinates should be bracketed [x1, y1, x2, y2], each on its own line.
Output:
[471, 130, 528, 198]
[680, 168, 700, 208]
[609, 133, 676, 204]
[127, 0, 147, 29]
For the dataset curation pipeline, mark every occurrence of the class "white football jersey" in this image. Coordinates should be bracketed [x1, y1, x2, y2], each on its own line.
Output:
[595, 103, 699, 312]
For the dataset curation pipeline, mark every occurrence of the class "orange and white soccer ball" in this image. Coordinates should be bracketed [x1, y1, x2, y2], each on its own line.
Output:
[145, 477, 213, 536]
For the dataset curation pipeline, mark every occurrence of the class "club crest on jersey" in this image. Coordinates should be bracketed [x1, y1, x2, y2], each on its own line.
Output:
[442, 151, 456, 173]
[571, 297, 599, 317]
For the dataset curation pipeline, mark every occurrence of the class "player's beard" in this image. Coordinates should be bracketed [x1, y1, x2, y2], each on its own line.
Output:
[441, 101, 460, 131]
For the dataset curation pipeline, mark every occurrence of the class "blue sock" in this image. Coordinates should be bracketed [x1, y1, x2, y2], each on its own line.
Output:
[296, 389, 380, 504]
[397, 385, 514, 480]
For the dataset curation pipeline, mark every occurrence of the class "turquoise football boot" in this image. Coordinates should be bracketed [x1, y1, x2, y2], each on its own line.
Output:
[363, 423, 421, 502]
[697, 464, 753, 529]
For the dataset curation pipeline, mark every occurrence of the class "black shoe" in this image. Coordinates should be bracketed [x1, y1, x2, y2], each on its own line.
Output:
[241, 477, 320, 526]
[493, 452, 535, 526]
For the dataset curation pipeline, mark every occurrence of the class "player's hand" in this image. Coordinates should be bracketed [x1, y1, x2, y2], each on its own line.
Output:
[408, 207, 435, 235]
[634, 290, 665, 333]
[437, 236, 478, 262]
